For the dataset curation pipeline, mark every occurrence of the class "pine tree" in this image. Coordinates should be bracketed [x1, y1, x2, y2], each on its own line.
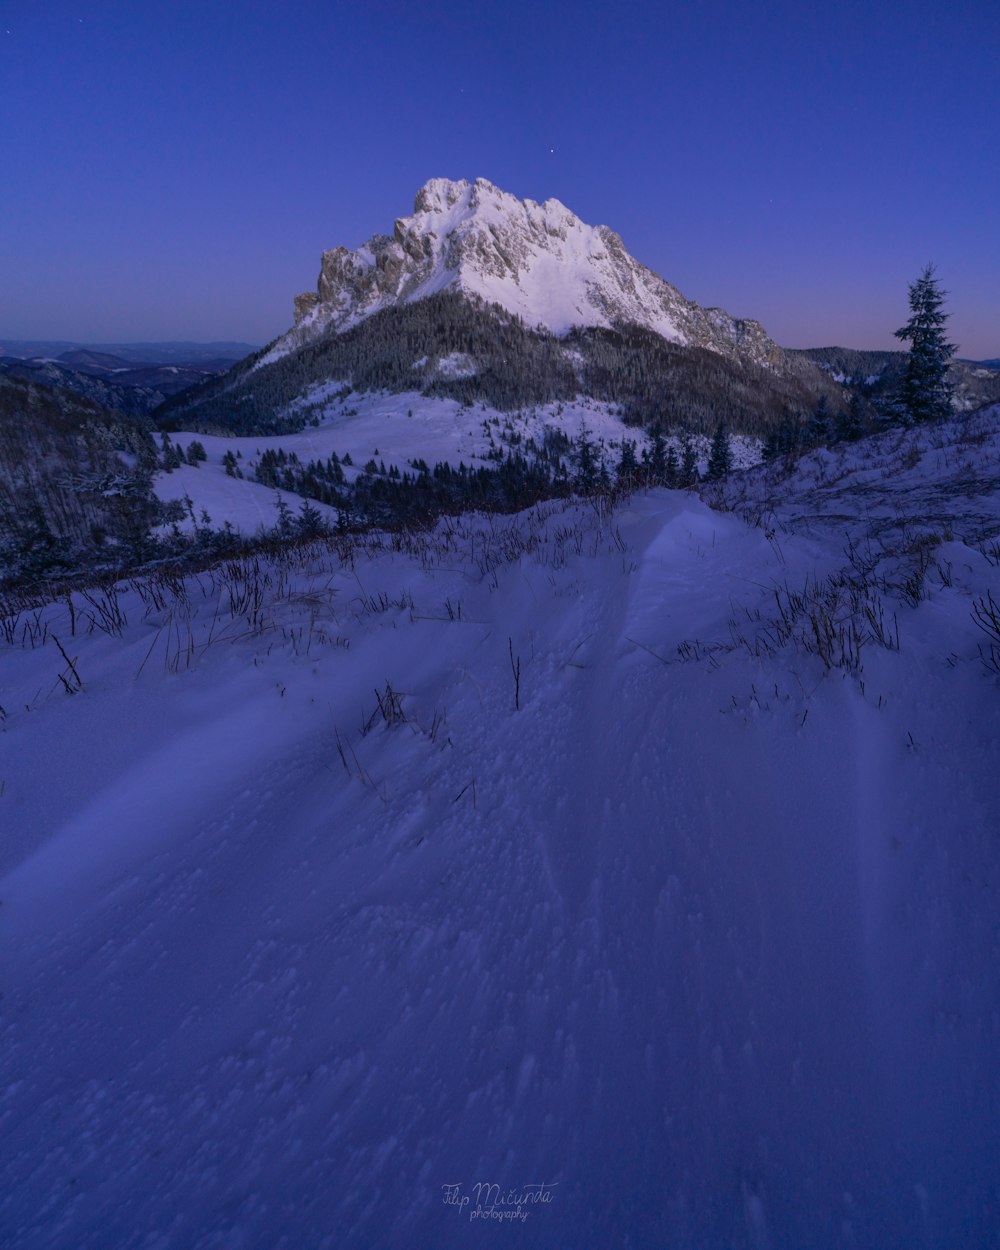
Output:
[336, 494, 352, 533]
[705, 423, 732, 481]
[273, 494, 294, 538]
[574, 430, 597, 492]
[648, 422, 667, 485]
[616, 439, 639, 487]
[837, 389, 867, 442]
[776, 417, 803, 458]
[894, 265, 956, 424]
[186, 439, 207, 466]
[809, 396, 831, 446]
[664, 442, 679, 487]
[297, 501, 325, 537]
[680, 438, 699, 486]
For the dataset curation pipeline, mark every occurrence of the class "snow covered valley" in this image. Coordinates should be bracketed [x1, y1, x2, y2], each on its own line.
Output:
[2, 411, 999, 1248]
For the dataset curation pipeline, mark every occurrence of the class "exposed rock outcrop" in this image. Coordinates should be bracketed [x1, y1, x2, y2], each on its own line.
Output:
[284, 177, 783, 372]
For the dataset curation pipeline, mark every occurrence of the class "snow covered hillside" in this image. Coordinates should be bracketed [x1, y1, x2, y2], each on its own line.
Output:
[2, 410, 999, 1248]
[153, 391, 758, 535]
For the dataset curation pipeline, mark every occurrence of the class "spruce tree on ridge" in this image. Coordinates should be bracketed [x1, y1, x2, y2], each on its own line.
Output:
[894, 265, 956, 424]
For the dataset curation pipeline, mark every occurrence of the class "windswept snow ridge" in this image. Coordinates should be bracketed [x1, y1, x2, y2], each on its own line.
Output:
[2, 410, 1000, 1248]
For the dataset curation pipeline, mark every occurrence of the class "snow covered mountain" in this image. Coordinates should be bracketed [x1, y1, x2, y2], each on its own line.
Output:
[283, 176, 780, 367]
[163, 180, 837, 438]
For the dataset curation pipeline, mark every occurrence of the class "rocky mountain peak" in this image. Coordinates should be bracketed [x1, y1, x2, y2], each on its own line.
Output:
[274, 178, 782, 372]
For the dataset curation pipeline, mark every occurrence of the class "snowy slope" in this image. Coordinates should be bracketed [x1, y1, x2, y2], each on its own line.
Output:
[259, 178, 780, 370]
[154, 393, 640, 532]
[154, 391, 760, 535]
[3, 412, 1000, 1248]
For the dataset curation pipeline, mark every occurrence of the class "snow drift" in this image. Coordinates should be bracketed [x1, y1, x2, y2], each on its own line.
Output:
[2, 410, 999, 1248]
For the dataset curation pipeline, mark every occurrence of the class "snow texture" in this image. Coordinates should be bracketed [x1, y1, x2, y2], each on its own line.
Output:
[3, 408, 1000, 1248]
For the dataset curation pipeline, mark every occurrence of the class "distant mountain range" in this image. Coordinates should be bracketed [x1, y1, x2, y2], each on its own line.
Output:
[8, 182, 997, 439]
[789, 346, 1000, 413]
[0, 341, 258, 417]
[0, 340, 258, 364]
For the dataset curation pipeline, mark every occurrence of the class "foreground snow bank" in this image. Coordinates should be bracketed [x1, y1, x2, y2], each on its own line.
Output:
[2, 459, 999, 1246]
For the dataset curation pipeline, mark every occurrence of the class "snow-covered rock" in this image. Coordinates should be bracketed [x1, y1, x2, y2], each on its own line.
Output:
[275, 177, 780, 368]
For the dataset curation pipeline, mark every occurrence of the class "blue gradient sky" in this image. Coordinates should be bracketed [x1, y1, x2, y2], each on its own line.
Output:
[2, 0, 997, 355]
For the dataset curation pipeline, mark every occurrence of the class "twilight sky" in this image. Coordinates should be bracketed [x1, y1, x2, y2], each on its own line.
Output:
[2, 0, 997, 356]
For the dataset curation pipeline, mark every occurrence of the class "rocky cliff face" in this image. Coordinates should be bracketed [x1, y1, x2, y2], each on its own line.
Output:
[166, 180, 841, 436]
[274, 177, 781, 370]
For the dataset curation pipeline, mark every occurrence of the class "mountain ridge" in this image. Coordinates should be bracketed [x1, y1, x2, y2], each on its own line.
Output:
[0, 343, 258, 417]
[162, 180, 843, 437]
[273, 176, 782, 373]
[788, 345, 1000, 412]
[0, 341, 258, 364]
[159, 291, 841, 438]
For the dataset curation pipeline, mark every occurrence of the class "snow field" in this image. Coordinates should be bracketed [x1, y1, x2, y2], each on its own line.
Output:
[2, 413, 999, 1247]
[156, 388, 759, 536]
